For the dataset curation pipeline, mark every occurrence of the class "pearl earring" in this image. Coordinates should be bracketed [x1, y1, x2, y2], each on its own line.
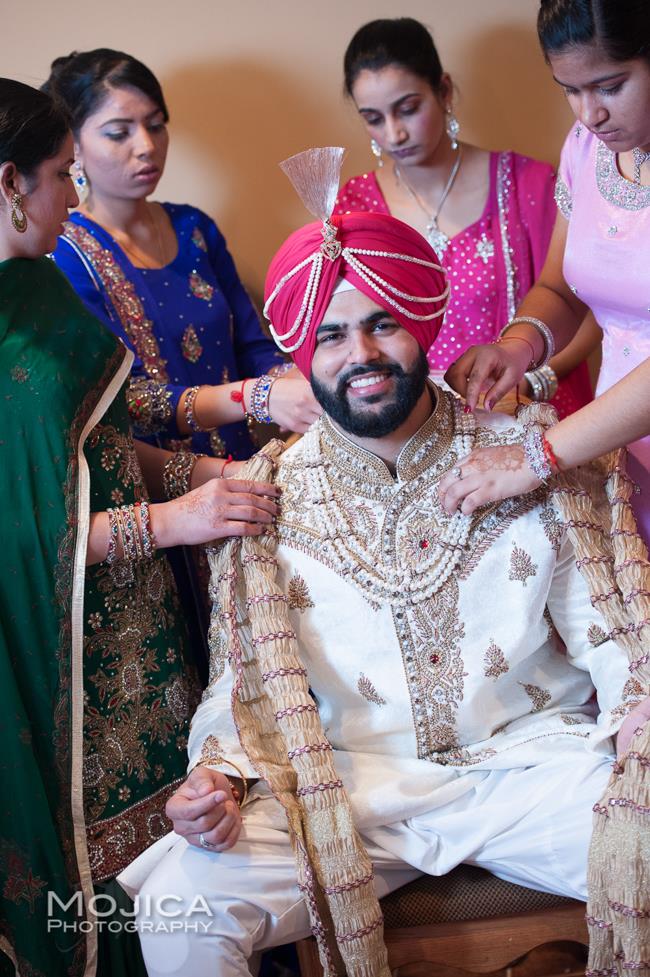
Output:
[446, 109, 460, 151]
[370, 138, 384, 168]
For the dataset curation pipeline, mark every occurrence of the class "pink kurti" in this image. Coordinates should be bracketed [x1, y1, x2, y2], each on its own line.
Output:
[335, 152, 593, 420]
[558, 123, 650, 544]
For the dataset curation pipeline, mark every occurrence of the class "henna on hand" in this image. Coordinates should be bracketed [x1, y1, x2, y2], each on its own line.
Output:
[179, 493, 229, 530]
[465, 444, 527, 474]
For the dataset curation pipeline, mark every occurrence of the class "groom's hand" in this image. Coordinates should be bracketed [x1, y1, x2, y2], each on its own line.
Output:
[166, 766, 243, 851]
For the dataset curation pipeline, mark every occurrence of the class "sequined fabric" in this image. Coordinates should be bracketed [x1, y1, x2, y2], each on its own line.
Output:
[334, 154, 593, 419]
[54, 204, 284, 460]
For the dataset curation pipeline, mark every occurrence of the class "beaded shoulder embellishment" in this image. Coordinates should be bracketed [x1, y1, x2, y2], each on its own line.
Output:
[554, 177, 572, 221]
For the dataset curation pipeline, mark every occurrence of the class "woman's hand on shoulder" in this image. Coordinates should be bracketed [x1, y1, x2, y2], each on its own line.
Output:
[444, 341, 531, 411]
[268, 374, 322, 433]
[153, 477, 280, 547]
[438, 443, 541, 515]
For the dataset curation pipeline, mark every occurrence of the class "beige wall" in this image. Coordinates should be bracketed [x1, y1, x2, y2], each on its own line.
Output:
[4, 0, 573, 295]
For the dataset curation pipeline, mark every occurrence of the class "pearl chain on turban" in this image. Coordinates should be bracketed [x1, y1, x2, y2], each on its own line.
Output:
[263, 148, 450, 376]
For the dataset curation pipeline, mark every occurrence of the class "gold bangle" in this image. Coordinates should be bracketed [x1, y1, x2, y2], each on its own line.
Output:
[221, 758, 249, 806]
[194, 757, 249, 807]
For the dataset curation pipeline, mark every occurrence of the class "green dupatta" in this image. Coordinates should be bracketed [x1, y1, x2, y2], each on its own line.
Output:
[0, 258, 198, 977]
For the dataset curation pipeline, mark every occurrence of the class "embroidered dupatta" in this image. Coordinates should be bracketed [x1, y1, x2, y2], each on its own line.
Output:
[0, 257, 132, 976]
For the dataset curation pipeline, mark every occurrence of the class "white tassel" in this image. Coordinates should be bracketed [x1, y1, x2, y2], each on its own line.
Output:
[279, 147, 345, 222]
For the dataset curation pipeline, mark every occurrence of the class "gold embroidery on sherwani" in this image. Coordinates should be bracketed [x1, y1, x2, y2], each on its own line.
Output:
[197, 734, 225, 766]
[560, 714, 582, 725]
[508, 543, 538, 587]
[287, 573, 314, 612]
[609, 676, 646, 723]
[623, 677, 644, 699]
[399, 578, 466, 757]
[543, 606, 557, 642]
[520, 682, 551, 712]
[357, 673, 386, 706]
[588, 622, 609, 646]
[209, 441, 391, 977]
[276, 391, 556, 761]
[539, 501, 564, 554]
[484, 640, 509, 679]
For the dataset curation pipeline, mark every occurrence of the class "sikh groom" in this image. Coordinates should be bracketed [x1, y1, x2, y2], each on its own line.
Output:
[119, 205, 649, 977]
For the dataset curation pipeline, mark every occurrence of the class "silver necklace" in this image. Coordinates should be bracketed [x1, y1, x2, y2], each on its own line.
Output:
[395, 148, 463, 255]
[632, 147, 650, 185]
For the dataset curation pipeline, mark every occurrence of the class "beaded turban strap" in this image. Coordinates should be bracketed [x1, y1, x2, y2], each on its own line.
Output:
[263, 148, 450, 375]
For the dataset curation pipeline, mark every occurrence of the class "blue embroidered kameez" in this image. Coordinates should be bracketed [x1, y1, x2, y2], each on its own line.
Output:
[53, 203, 284, 459]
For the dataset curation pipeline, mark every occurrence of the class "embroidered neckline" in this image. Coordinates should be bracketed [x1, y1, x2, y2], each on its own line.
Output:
[277, 389, 476, 608]
[595, 140, 650, 211]
[320, 383, 468, 485]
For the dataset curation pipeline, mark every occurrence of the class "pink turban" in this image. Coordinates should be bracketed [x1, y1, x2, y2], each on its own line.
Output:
[263, 212, 449, 377]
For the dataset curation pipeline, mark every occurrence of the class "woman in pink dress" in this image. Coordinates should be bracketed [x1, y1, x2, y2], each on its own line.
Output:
[439, 0, 650, 545]
[335, 17, 600, 419]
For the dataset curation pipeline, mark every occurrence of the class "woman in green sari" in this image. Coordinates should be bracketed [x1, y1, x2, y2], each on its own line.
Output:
[0, 79, 279, 977]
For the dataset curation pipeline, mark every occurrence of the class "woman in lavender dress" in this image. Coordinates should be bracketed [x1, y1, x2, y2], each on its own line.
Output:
[439, 0, 650, 545]
[336, 17, 601, 419]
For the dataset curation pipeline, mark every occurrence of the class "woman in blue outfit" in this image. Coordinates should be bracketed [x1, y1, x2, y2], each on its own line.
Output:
[47, 49, 320, 463]
[46, 49, 321, 680]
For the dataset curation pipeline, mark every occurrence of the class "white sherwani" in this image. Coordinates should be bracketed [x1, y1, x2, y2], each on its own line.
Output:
[121, 391, 639, 977]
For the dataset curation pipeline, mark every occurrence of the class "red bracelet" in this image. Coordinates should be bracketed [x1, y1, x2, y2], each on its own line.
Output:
[219, 454, 234, 478]
[230, 379, 250, 415]
[542, 434, 560, 473]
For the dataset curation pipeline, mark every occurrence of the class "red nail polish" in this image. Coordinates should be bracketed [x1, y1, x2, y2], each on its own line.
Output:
[463, 405, 472, 415]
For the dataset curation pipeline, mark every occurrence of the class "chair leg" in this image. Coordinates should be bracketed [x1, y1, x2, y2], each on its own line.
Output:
[295, 938, 324, 977]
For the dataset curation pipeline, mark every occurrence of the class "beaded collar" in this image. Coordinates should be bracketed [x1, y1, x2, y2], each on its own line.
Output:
[596, 140, 650, 211]
[276, 387, 477, 607]
[319, 382, 464, 487]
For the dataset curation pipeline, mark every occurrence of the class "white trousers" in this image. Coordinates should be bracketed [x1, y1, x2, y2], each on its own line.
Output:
[132, 752, 612, 977]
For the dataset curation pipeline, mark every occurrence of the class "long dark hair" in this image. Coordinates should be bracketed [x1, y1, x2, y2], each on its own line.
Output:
[0, 78, 70, 179]
[43, 48, 169, 134]
[538, 0, 650, 64]
[343, 18, 444, 97]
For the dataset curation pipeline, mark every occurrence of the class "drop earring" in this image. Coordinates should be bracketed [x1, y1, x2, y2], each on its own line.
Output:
[11, 193, 27, 233]
[446, 109, 460, 151]
[370, 138, 384, 168]
[73, 161, 89, 200]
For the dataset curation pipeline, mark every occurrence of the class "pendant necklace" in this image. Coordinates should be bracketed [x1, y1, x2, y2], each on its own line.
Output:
[632, 147, 650, 185]
[395, 148, 463, 255]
